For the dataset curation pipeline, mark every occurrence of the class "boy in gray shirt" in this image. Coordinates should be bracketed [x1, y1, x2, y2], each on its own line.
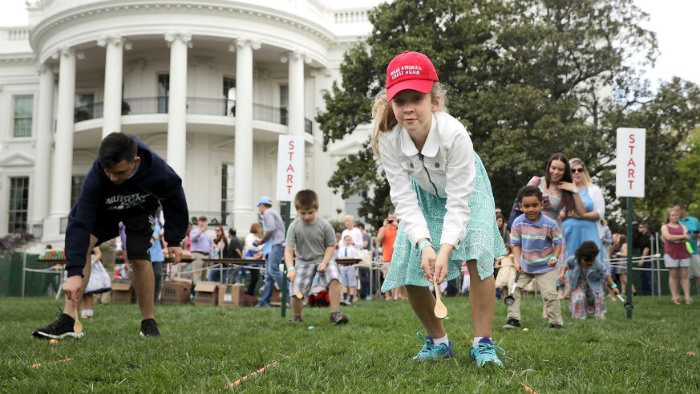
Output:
[285, 189, 348, 325]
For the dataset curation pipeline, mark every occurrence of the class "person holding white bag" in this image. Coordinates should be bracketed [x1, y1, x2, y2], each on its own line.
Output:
[80, 247, 112, 318]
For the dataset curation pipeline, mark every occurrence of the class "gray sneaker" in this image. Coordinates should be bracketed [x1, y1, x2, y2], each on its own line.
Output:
[330, 311, 349, 324]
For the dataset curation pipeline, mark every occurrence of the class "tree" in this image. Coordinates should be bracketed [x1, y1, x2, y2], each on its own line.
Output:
[318, 0, 501, 229]
[616, 78, 700, 231]
[316, 0, 659, 227]
[675, 127, 700, 216]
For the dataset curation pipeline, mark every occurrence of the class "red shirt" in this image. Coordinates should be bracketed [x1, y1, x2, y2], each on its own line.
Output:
[664, 224, 690, 260]
[380, 225, 398, 262]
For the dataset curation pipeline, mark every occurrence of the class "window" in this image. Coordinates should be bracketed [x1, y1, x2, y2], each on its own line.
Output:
[344, 193, 363, 221]
[70, 176, 85, 208]
[8, 177, 29, 233]
[13, 96, 33, 137]
[280, 85, 288, 125]
[158, 73, 170, 113]
[221, 164, 234, 225]
[74, 94, 95, 122]
[223, 77, 236, 116]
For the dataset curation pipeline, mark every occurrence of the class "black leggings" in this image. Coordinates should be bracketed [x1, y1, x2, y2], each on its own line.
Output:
[246, 270, 259, 296]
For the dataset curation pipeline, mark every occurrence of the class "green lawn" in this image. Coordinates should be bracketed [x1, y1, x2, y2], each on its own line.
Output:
[1, 295, 698, 393]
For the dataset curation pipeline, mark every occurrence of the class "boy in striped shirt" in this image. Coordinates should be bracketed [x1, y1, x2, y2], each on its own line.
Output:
[504, 185, 564, 330]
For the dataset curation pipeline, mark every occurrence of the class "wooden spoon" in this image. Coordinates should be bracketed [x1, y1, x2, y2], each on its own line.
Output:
[295, 283, 303, 299]
[73, 308, 83, 334]
[433, 278, 448, 319]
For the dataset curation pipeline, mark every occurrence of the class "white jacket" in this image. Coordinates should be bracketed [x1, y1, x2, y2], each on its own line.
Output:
[377, 112, 475, 248]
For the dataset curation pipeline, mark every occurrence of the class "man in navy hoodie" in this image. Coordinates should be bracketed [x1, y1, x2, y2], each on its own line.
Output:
[33, 132, 189, 339]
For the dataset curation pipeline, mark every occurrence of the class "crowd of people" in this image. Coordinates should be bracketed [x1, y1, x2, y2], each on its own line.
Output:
[30, 51, 700, 370]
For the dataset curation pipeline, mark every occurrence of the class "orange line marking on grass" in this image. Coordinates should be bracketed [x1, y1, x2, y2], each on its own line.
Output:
[226, 361, 280, 389]
[30, 350, 112, 369]
[520, 381, 538, 394]
[30, 357, 74, 369]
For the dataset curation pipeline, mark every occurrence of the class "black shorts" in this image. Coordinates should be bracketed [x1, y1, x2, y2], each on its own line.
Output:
[93, 206, 157, 261]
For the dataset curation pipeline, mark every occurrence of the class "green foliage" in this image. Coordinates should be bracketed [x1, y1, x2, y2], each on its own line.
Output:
[611, 78, 700, 229]
[676, 128, 700, 216]
[317, 0, 700, 231]
[2, 296, 698, 392]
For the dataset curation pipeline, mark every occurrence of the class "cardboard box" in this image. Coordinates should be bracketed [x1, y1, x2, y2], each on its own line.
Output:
[112, 281, 136, 304]
[194, 281, 219, 306]
[161, 279, 192, 305]
[217, 283, 245, 307]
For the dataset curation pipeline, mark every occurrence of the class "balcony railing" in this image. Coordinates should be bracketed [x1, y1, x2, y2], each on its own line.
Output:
[74, 97, 313, 134]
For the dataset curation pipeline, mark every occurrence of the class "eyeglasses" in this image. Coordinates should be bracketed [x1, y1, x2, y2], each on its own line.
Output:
[571, 168, 585, 173]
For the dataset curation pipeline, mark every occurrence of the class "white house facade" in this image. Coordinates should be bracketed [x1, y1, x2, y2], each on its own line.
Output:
[0, 0, 381, 245]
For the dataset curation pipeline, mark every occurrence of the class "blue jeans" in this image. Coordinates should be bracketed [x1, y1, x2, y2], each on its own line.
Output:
[640, 261, 659, 296]
[207, 264, 240, 284]
[257, 244, 285, 306]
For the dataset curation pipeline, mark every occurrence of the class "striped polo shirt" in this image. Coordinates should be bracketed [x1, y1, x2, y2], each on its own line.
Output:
[511, 213, 562, 274]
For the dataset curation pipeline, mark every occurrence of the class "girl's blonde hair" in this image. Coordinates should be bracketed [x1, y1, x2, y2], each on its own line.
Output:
[370, 82, 447, 159]
[569, 158, 593, 187]
[665, 207, 679, 224]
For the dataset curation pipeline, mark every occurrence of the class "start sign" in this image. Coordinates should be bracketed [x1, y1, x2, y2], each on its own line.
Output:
[276, 135, 305, 202]
[616, 128, 645, 198]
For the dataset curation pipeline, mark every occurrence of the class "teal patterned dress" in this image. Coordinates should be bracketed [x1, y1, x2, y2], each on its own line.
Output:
[381, 153, 506, 291]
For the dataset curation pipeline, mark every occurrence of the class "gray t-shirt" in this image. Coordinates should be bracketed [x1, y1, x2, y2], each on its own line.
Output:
[262, 207, 286, 246]
[285, 217, 336, 263]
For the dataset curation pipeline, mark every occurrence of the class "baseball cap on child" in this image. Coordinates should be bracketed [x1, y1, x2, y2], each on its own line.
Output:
[257, 196, 272, 206]
[385, 51, 439, 101]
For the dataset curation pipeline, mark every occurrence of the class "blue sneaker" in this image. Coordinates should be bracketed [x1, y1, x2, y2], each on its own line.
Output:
[470, 337, 505, 367]
[412, 332, 454, 361]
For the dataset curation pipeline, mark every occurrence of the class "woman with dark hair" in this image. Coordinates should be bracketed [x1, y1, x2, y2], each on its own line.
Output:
[523, 153, 585, 306]
[526, 153, 585, 259]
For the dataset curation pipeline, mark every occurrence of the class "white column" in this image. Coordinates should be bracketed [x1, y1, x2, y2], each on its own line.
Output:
[49, 47, 77, 219]
[31, 64, 54, 227]
[283, 51, 307, 136]
[164, 32, 191, 181]
[231, 39, 260, 228]
[98, 34, 126, 138]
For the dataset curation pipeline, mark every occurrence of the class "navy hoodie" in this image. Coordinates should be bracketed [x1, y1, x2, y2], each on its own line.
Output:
[64, 138, 189, 277]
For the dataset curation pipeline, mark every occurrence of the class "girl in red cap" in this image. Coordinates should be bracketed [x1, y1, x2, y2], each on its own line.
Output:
[372, 51, 506, 366]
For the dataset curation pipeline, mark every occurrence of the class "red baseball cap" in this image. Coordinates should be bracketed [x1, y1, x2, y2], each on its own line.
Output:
[385, 51, 439, 101]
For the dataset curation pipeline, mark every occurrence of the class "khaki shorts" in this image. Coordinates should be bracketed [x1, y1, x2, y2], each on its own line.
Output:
[689, 254, 700, 278]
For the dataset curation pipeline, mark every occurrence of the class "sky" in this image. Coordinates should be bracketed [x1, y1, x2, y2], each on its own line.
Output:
[1, 0, 699, 89]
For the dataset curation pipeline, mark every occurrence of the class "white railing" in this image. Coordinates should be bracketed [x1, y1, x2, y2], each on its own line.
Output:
[605, 253, 664, 301]
[334, 10, 369, 24]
